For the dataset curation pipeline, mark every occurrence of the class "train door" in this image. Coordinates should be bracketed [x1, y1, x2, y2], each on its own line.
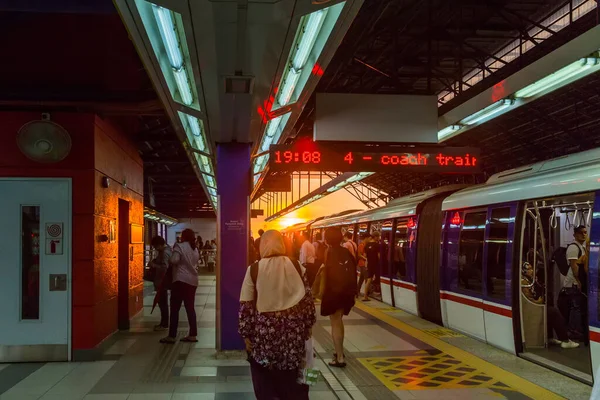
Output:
[416, 196, 446, 325]
[369, 222, 384, 302]
[377, 220, 394, 306]
[518, 195, 593, 383]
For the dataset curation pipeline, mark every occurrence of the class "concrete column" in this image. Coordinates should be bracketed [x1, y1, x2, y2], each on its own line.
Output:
[216, 143, 250, 350]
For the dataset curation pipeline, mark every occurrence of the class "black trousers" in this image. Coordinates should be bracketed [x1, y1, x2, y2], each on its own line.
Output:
[547, 306, 569, 342]
[169, 281, 198, 338]
[250, 360, 309, 400]
[557, 288, 588, 340]
[157, 290, 169, 327]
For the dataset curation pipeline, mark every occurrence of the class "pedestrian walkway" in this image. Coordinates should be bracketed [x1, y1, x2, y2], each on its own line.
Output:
[0, 274, 592, 399]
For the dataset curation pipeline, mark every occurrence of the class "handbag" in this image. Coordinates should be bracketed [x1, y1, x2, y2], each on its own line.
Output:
[311, 265, 326, 300]
[143, 263, 156, 282]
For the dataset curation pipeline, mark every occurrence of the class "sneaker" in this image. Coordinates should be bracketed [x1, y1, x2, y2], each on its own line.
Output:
[561, 340, 580, 349]
[549, 338, 562, 345]
[154, 325, 168, 332]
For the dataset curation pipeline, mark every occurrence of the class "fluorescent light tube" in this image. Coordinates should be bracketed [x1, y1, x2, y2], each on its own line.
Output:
[152, 5, 183, 69]
[515, 57, 599, 98]
[186, 115, 206, 152]
[204, 175, 216, 188]
[260, 116, 283, 152]
[462, 99, 515, 126]
[292, 9, 328, 71]
[438, 125, 462, 139]
[174, 67, 194, 105]
[277, 68, 301, 106]
[199, 155, 213, 175]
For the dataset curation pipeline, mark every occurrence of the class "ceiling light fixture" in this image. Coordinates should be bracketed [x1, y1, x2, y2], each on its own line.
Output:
[515, 56, 600, 98]
[461, 99, 515, 126]
[437, 125, 462, 140]
[152, 4, 195, 107]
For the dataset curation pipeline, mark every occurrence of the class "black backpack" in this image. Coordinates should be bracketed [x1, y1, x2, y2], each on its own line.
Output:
[551, 244, 582, 277]
[327, 247, 358, 296]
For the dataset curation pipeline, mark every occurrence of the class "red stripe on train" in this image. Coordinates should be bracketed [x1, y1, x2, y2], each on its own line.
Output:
[440, 292, 512, 318]
[392, 280, 417, 292]
[590, 330, 600, 343]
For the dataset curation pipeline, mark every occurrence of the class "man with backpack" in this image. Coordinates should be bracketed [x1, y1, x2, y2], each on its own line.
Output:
[556, 225, 588, 341]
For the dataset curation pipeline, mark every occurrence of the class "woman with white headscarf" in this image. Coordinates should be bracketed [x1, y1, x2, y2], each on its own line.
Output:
[239, 230, 316, 400]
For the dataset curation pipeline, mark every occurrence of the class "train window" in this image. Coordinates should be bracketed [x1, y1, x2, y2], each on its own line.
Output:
[486, 208, 510, 300]
[312, 229, 322, 243]
[458, 211, 487, 294]
[357, 223, 369, 244]
[393, 219, 408, 279]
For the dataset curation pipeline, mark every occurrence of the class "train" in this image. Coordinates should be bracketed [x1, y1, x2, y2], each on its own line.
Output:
[282, 148, 600, 384]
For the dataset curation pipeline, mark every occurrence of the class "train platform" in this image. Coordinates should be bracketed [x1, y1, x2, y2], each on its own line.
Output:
[0, 275, 591, 400]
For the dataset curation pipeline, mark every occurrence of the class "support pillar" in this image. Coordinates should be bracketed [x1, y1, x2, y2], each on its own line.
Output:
[216, 143, 250, 350]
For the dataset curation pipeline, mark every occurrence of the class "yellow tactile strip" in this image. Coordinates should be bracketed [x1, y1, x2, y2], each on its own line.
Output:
[354, 302, 565, 400]
[423, 328, 465, 339]
[359, 353, 514, 391]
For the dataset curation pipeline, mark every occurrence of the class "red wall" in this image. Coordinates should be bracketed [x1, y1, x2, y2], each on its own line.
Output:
[0, 112, 144, 351]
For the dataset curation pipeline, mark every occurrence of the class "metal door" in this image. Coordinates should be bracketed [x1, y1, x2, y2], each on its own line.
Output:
[0, 178, 71, 362]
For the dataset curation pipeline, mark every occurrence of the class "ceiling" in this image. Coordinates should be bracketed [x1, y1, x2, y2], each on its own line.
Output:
[0, 6, 211, 218]
[263, 0, 600, 200]
[364, 69, 600, 198]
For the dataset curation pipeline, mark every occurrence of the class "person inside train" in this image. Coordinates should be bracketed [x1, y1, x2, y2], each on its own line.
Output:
[299, 231, 318, 286]
[363, 232, 381, 301]
[558, 225, 589, 341]
[393, 238, 406, 279]
[521, 262, 579, 349]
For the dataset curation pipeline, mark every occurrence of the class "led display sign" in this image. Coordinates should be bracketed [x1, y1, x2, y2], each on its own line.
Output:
[269, 141, 481, 173]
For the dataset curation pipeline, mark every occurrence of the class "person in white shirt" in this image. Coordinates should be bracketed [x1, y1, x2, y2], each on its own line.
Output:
[299, 232, 317, 286]
[558, 225, 588, 342]
[342, 232, 357, 259]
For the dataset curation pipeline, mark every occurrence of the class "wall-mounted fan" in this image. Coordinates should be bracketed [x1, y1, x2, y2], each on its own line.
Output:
[17, 120, 72, 163]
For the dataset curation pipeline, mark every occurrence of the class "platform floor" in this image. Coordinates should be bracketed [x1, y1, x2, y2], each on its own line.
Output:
[0, 275, 592, 400]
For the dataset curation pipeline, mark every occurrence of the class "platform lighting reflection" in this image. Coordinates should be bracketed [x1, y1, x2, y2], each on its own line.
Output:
[152, 4, 195, 106]
[515, 56, 600, 98]
[461, 99, 515, 126]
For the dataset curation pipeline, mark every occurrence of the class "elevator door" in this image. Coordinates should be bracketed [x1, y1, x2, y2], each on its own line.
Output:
[0, 178, 71, 362]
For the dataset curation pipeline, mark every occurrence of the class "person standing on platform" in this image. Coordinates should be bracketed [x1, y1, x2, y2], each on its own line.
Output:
[342, 232, 357, 260]
[150, 236, 172, 331]
[363, 232, 381, 301]
[196, 236, 203, 265]
[255, 229, 265, 260]
[239, 230, 316, 400]
[299, 231, 317, 286]
[160, 229, 200, 344]
[320, 227, 357, 368]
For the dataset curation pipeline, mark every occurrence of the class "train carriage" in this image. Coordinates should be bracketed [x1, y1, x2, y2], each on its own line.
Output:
[305, 148, 600, 384]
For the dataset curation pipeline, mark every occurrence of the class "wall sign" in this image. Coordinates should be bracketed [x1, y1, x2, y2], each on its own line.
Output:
[46, 223, 63, 238]
[109, 220, 116, 243]
[130, 224, 144, 244]
[46, 239, 63, 255]
[45, 222, 64, 255]
[269, 141, 481, 173]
